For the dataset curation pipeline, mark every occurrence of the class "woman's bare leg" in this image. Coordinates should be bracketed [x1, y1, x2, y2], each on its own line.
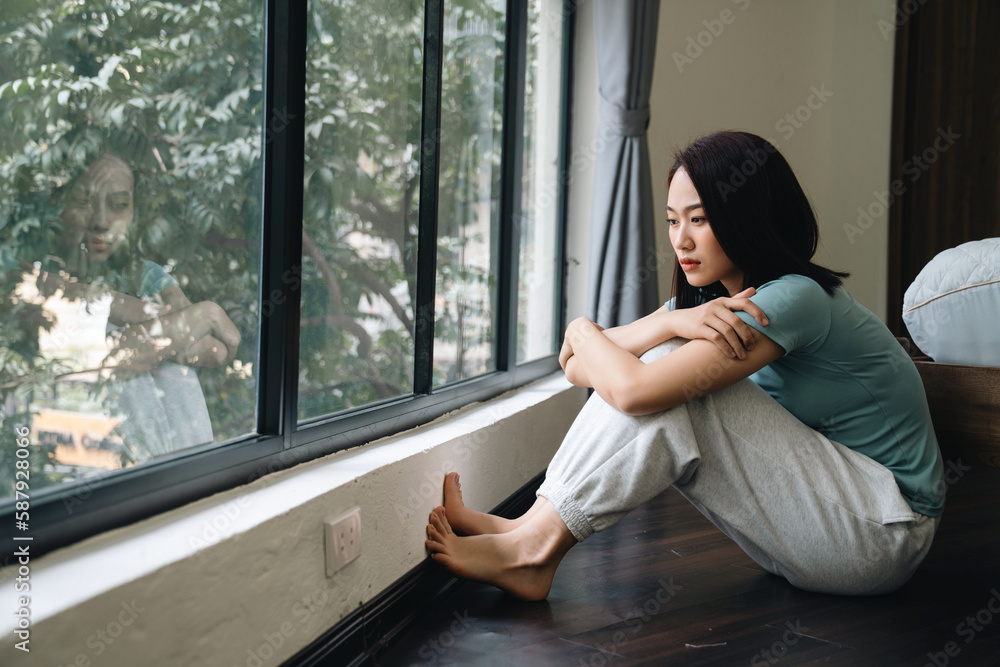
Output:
[442, 472, 547, 536]
[425, 499, 577, 601]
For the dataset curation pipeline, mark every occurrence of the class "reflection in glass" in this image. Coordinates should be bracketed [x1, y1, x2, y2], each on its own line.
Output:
[518, 0, 564, 363]
[433, 0, 506, 385]
[0, 1, 262, 495]
[299, 0, 423, 421]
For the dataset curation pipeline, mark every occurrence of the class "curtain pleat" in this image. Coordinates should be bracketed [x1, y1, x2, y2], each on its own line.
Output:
[587, 0, 661, 327]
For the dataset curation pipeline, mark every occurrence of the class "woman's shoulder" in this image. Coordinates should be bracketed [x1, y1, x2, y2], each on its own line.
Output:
[754, 274, 834, 311]
[758, 273, 830, 294]
[138, 260, 178, 298]
[743, 275, 841, 352]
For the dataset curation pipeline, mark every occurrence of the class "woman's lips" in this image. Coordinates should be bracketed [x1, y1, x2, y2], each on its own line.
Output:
[679, 259, 700, 271]
[87, 237, 111, 252]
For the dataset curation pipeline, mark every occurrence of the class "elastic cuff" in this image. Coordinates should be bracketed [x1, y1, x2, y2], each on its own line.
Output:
[536, 481, 594, 543]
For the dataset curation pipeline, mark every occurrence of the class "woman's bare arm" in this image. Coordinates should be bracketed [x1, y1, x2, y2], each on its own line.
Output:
[561, 288, 770, 389]
[563, 316, 784, 415]
[107, 300, 241, 367]
[108, 284, 240, 368]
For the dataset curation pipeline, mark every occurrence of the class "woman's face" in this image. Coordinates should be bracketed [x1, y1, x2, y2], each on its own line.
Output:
[667, 167, 743, 296]
[60, 156, 134, 266]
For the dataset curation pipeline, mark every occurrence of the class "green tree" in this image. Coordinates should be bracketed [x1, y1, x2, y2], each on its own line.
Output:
[0, 0, 504, 494]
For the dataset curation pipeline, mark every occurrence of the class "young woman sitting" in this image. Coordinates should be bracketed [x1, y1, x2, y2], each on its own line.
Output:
[424, 130, 945, 601]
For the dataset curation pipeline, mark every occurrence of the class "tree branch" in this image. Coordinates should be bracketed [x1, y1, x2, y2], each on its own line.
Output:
[300, 230, 393, 399]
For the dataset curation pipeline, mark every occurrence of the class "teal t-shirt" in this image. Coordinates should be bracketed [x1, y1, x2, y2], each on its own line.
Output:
[137, 260, 177, 299]
[729, 274, 945, 516]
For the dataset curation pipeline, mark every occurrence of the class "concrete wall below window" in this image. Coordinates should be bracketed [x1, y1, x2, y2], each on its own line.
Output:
[0, 375, 586, 665]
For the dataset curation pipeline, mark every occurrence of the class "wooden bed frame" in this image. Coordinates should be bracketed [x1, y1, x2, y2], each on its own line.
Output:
[899, 339, 1000, 468]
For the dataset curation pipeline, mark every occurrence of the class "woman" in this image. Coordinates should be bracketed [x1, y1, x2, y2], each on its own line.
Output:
[51, 153, 240, 369]
[425, 131, 945, 600]
[29, 153, 241, 457]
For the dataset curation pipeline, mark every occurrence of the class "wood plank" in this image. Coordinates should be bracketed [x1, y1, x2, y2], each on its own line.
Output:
[914, 360, 1000, 468]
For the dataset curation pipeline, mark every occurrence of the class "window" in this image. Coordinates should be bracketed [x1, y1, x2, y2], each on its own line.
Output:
[0, 0, 570, 555]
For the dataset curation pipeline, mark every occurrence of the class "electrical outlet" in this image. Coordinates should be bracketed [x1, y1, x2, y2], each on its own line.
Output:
[325, 507, 362, 577]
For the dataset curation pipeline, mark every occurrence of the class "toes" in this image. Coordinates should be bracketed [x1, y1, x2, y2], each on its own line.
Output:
[429, 552, 451, 566]
[434, 506, 454, 532]
[443, 474, 465, 518]
[429, 507, 453, 535]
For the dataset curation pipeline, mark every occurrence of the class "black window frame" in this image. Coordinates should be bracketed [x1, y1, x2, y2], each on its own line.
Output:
[3, 0, 574, 559]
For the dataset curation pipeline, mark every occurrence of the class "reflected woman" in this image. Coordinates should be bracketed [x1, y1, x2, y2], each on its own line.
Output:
[40, 153, 241, 458]
[53, 153, 241, 369]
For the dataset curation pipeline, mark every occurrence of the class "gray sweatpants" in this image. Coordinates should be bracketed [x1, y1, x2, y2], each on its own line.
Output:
[538, 339, 940, 595]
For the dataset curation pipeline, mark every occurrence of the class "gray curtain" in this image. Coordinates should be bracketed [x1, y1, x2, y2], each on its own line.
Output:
[588, 0, 661, 328]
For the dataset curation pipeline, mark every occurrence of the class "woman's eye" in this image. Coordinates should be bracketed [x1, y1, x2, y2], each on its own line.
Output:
[666, 218, 678, 226]
[692, 217, 708, 224]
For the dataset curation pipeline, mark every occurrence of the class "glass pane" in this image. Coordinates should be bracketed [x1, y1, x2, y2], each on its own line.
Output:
[0, 1, 262, 496]
[517, 0, 564, 363]
[299, 0, 422, 420]
[433, 0, 506, 385]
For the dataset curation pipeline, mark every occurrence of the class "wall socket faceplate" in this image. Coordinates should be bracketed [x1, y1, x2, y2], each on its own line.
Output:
[325, 507, 361, 577]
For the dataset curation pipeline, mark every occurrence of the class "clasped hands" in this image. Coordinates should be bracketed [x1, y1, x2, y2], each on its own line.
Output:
[33, 267, 240, 370]
[108, 299, 241, 369]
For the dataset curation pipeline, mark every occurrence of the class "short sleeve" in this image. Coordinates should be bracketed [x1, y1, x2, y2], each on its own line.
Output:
[139, 260, 178, 298]
[734, 275, 832, 354]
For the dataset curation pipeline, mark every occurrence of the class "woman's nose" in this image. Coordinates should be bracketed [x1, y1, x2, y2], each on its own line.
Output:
[87, 203, 110, 231]
[672, 225, 693, 249]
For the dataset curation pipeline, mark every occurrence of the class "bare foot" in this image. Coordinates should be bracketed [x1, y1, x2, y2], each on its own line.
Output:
[442, 472, 547, 536]
[425, 503, 576, 601]
[442, 473, 516, 536]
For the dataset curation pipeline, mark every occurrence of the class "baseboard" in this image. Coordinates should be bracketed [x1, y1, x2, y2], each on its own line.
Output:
[282, 472, 545, 667]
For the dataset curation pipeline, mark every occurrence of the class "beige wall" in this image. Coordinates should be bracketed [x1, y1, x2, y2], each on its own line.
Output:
[646, 0, 897, 319]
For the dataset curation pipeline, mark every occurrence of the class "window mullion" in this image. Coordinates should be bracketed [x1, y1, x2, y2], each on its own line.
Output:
[258, 0, 307, 444]
[414, 0, 445, 395]
[496, 0, 529, 376]
[554, 0, 575, 355]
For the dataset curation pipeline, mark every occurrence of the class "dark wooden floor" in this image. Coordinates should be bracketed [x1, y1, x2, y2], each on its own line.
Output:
[373, 463, 1000, 666]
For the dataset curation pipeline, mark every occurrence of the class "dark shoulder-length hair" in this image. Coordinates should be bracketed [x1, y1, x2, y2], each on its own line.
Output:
[668, 130, 848, 309]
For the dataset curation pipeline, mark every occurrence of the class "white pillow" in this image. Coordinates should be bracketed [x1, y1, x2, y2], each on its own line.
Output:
[903, 238, 1000, 365]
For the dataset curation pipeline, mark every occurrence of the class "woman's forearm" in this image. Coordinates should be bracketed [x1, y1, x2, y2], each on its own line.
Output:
[563, 354, 592, 388]
[561, 308, 678, 390]
[106, 301, 240, 369]
[565, 317, 646, 409]
[601, 306, 679, 358]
